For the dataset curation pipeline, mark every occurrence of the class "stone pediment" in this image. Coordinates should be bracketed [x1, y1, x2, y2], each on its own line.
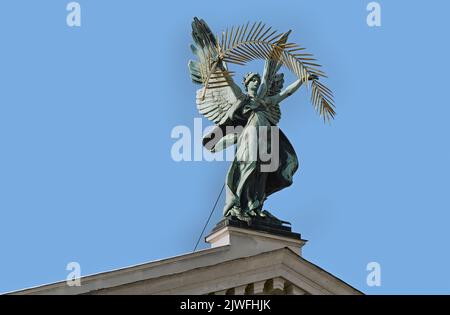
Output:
[9, 222, 362, 295]
[88, 247, 361, 295]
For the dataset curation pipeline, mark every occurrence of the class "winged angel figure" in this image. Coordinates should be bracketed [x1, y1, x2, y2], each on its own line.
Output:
[188, 18, 335, 223]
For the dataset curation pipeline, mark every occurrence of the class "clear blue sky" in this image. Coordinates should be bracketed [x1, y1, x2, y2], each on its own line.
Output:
[1, 0, 449, 294]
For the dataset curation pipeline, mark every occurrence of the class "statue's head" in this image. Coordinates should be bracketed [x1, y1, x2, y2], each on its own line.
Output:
[243, 72, 261, 96]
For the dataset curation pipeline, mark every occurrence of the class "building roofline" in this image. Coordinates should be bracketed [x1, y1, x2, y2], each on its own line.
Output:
[4, 245, 230, 295]
[6, 246, 362, 295]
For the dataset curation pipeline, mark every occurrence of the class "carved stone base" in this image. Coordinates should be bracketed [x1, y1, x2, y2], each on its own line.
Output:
[206, 216, 307, 256]
[212, 215, 302, 241]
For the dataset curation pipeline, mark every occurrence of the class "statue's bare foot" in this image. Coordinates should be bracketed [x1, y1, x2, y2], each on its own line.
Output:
[226, 207, 251, 224]
[236, 213, 251, 224]
[258, 211, 267, 218]
[224, 207, 240, 218]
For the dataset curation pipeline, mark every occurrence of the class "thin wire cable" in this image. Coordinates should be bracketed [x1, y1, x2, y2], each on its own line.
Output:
[193, 183, 225, 252]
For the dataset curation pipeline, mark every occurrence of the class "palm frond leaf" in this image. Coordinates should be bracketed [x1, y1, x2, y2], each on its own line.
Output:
[199, 21, 336, 122]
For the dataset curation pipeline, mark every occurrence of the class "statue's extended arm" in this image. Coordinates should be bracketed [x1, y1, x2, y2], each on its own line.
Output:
[269, 74, 318, 104]
[269, 78, 303, 104]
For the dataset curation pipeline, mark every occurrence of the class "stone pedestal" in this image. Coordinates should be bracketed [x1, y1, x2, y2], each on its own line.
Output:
[205, 216, 307, 256]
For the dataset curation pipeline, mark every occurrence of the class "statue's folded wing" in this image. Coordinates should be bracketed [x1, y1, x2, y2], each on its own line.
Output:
[262, 73, 283, 125]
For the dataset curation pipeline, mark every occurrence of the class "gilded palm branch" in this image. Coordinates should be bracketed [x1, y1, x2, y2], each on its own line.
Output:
[200, 21, 336, 122]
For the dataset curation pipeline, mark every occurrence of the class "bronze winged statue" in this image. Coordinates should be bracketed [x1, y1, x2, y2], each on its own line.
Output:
[188, 18, 335, 224]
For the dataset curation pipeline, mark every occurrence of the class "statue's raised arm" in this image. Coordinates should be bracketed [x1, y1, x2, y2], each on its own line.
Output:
[268, 73, 319, 105]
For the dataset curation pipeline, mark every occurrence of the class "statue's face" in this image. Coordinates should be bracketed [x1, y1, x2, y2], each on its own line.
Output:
[247, 76, 260, 94]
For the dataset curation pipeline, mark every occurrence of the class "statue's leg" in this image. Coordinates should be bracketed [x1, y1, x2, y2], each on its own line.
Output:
[249, 163, 269, 217]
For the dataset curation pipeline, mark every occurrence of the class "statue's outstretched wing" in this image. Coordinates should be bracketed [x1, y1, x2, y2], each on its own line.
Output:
[188, 17, 219, 87]
[188, 17, 244, 125]
[195, 86, 244, 125]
